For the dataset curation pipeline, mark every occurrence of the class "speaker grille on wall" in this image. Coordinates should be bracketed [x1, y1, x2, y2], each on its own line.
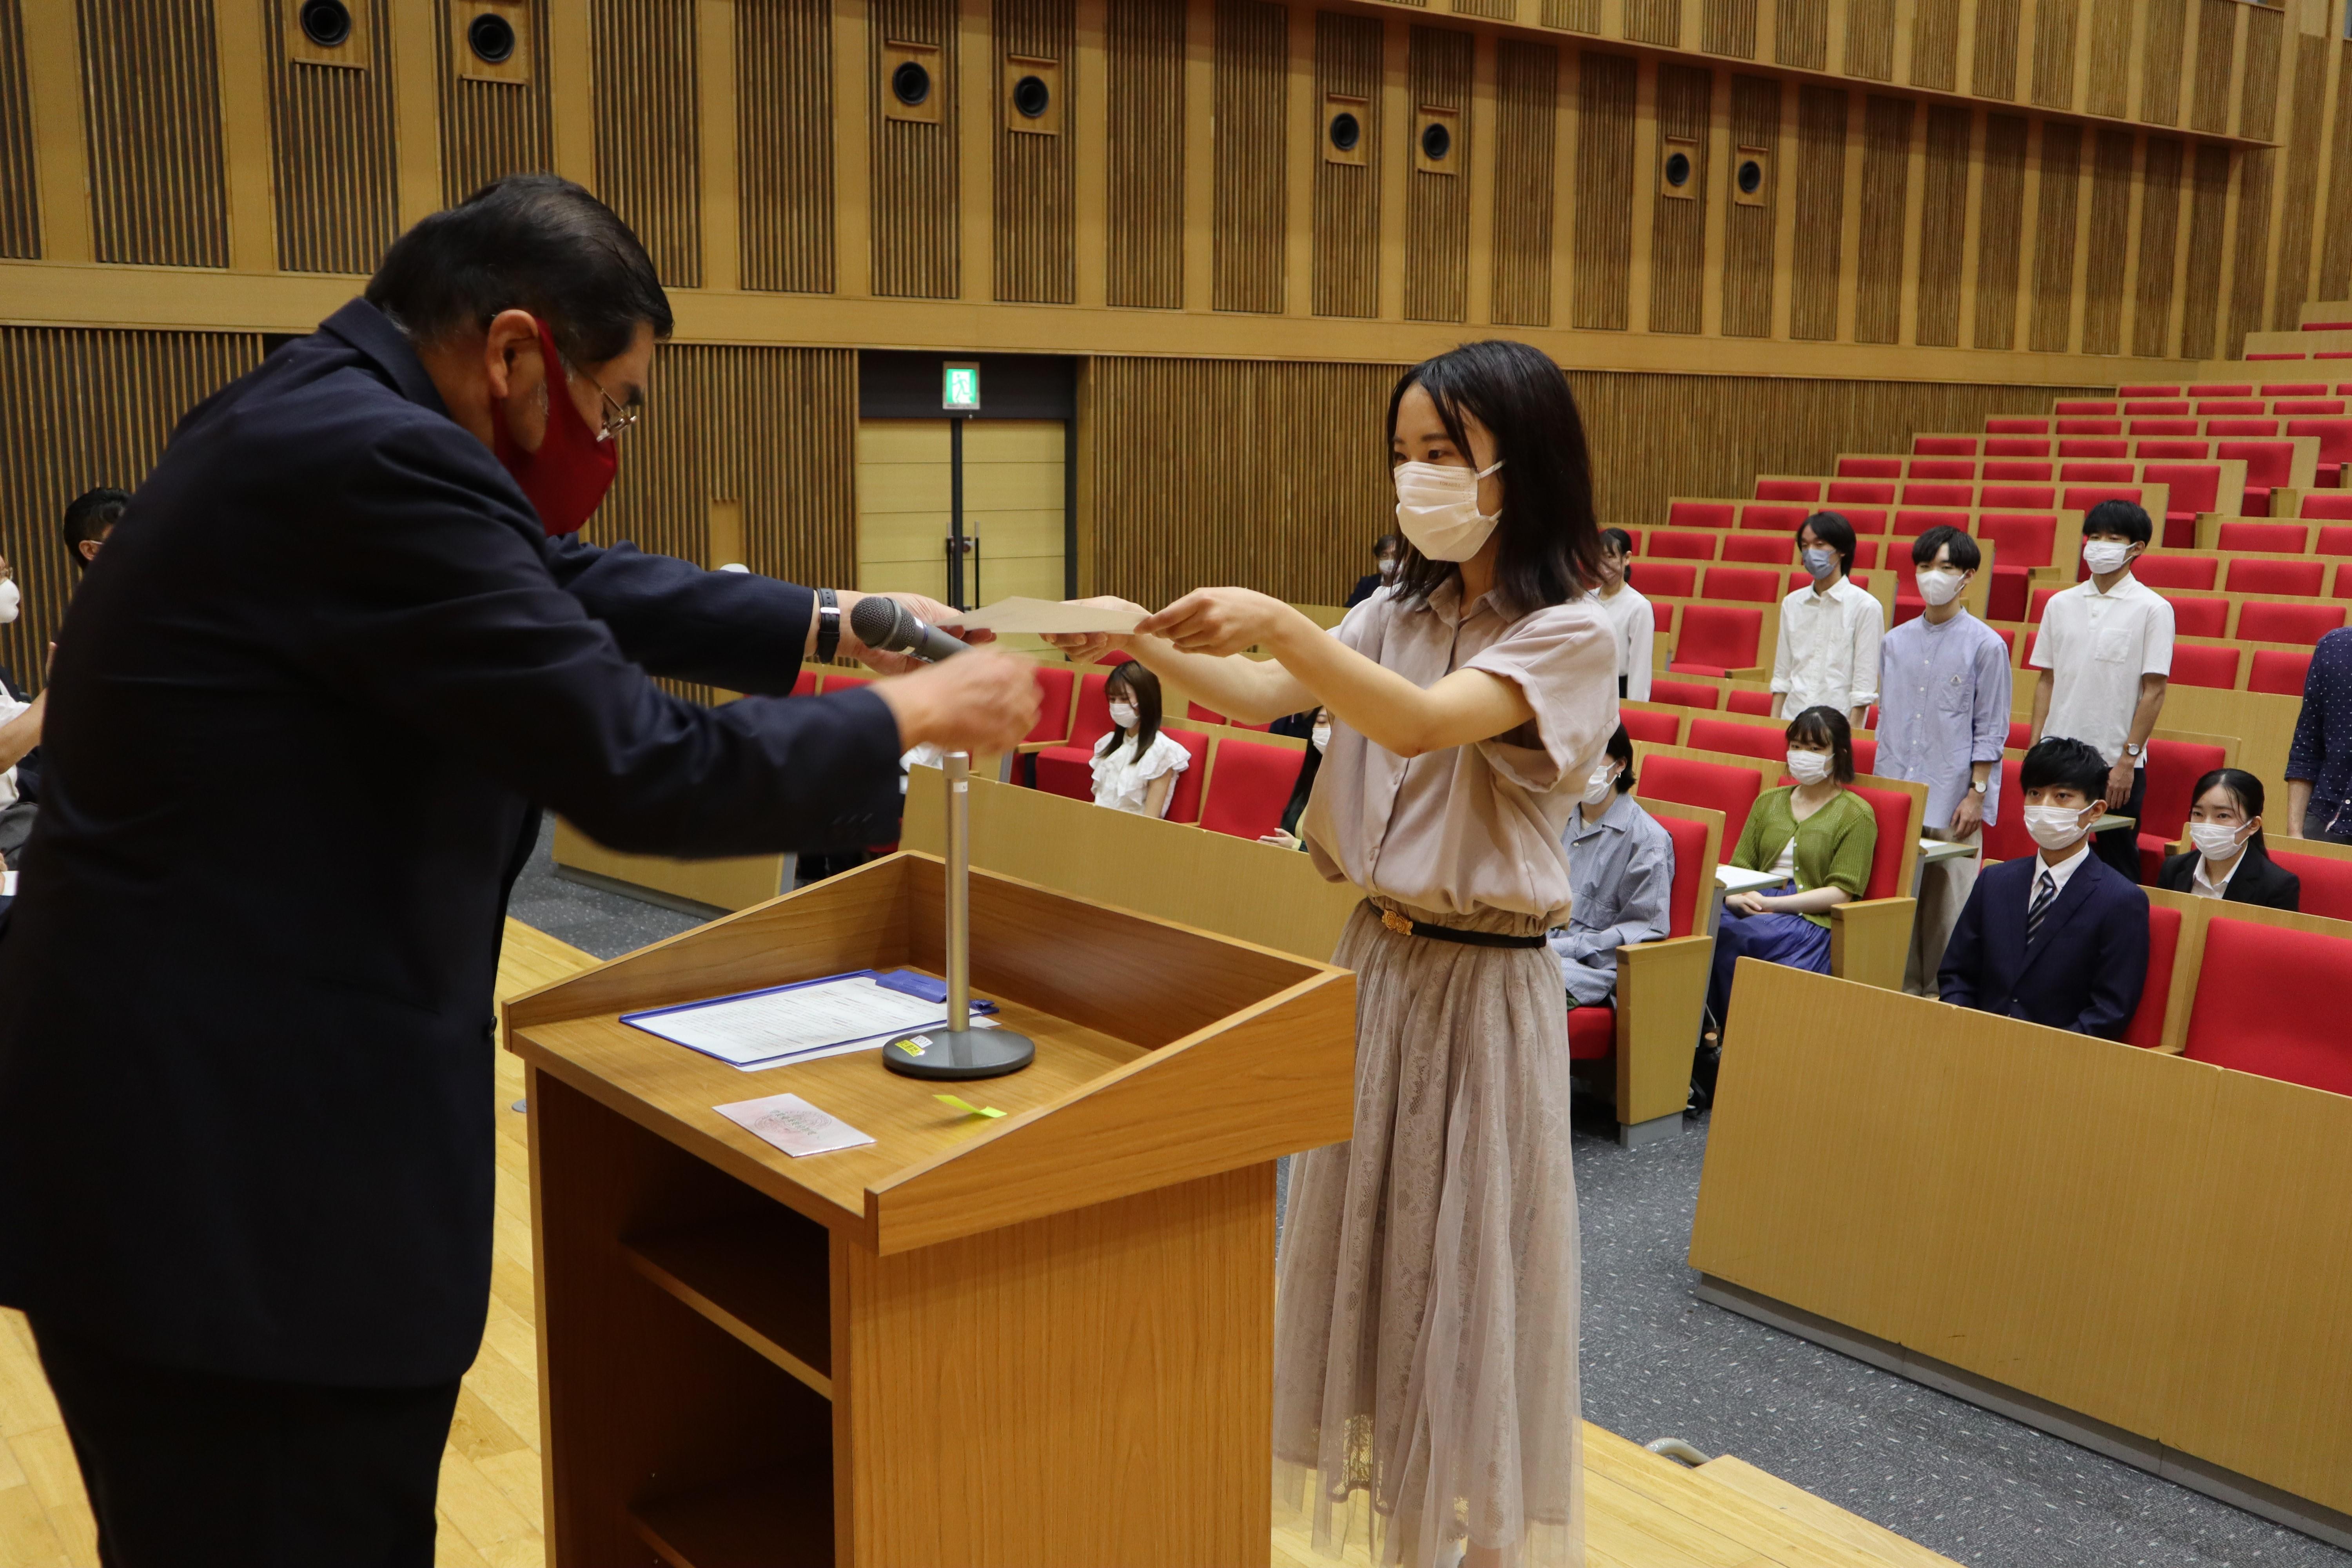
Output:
[1105, 0, 1183, 310]
[880, 39, 944, 123]
[1312, 11, 1378, 318]
[995, 0, 1074, 305]
[0, 0, 40, 259]
[289, 0, 368, 65]
[268, 0, 398, 273]
[455, 0, 529, 82]
[437, 0, 550, 203]
[77, 0, 230, 268]
[739, 0, 835, 295]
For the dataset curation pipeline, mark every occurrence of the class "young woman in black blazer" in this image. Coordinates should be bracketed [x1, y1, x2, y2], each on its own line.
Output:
[2157, 768, 2301, 910]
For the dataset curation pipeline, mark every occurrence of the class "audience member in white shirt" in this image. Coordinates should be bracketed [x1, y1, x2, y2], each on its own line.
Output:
[1592, 527, 1654, 702]
[1770, 511, 1883, 727]
[1089, 660, 1192, 818]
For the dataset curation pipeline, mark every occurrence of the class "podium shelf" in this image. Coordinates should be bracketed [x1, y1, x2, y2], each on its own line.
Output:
[632, 1462, 833, 1568]
[623, 1220, 832, 1399]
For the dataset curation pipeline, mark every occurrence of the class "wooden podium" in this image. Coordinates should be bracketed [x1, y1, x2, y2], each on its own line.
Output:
[503, 851, 1357, 1568]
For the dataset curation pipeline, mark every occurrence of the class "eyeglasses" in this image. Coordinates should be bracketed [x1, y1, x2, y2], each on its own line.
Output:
[560, 354, 641, 443]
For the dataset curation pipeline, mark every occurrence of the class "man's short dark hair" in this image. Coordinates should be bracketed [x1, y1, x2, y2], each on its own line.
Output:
[1798, 511, 1857, 577]
[2021, 736, 2109, 798]
[63, 486, 129, 570]
[364, 174, 673, 366]
[2081, 499, 2153, 545]
[1911, 524, 1981, 573]
[1374, 532, 1405, 557]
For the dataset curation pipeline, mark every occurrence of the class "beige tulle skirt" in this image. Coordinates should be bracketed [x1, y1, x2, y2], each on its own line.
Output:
[1274, 899, 1584, 1568]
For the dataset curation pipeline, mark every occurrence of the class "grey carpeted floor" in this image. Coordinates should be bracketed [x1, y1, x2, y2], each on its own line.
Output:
[513, 824, 2347, 1568]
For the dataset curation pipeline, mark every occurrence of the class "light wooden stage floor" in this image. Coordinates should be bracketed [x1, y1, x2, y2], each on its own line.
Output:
[0, 920, 1954, 1568]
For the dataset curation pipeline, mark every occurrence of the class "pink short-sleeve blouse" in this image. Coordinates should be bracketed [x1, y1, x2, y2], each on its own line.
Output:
[1299, 578, 1619, 923]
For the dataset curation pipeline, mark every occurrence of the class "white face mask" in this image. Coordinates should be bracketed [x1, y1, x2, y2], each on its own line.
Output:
[0, 580, 18, 624]
[1915, 568, 1965, 607]
[1802, 547, 1838, 581]
[1786, 748, 1833, 785]
[1107, 701, 1138, 731]
[1311, 724, 1332, 753]
[1377, 558, 1398, 579]
[2024, 802, 2095, 851]
[1393, 459, 1504, 563]
[2083, 539, 2134, 575]
[1582, 763, 1619, 806]
[2189, 820, 2250, 861]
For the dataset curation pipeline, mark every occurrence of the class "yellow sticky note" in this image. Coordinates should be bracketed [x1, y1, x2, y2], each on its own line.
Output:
[935, 1094, 1006, 1119]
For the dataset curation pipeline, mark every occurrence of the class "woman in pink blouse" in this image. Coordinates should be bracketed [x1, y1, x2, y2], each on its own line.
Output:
[1054, 341, 1617, 1568]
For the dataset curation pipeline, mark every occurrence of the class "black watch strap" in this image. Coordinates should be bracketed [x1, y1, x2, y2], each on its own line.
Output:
[815, 587, 841, 663]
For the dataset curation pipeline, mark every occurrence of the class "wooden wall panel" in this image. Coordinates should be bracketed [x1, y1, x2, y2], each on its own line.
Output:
[1972, 113, 2027, 349]
[2189, 0, 2236, 136]
[1452, 0, 1514, 22]
[2238, 3, 2281, 144]
[78, 0, 229, 266]
[1700, 0, 1757, 60]
[2226, 151, 2274, 359]
[1647, 64, 1710, 335]
[2079, 129, 2132, 356]
[1104, 0, 1184, 309]
[2029, 0, 2078, 111]
[2082, 0, 2132, 121]
[995, 0, 1076, 304]
[1853, 96, 1910, 345]
[1908, 0, 1959, 92]
[739, 0, 835, 295]
[1212, 0, 1286, 314]
[263, 0, 398, 274]
[1311, 11, 1381, 319]
[436, 0, 553, 204]
[1572, 50, 1636, 330]
[1720, 73, 1779, 339]
[2132, 136, 2183, 358]
[1489, 38, 1557, 327]
[2271, 34, 2329, 331]
[1844, 0, 1895, 82]
[0, 0, 30, 258]
[2028, 122, 2082, 353]
[1543, 0, 1602, 31]
[1789, 86, 1847, 342]
[1775, 0, 1828, 72]
[1913, 104, 1969, 348]
[2139, 0, 2186, 127]
[2320, 42, 2352, 302]
[1625, 0, 1679, 48]
[871, 0, 960, 299]
[2178, 142, 2231, 360]
[1970, 0, 2020, 100]
[0, 328, 263, 690]
[1403, 25, 1471, 323]
[591, 0, 701, 289]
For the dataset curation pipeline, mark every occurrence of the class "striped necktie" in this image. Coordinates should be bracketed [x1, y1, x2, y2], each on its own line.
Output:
[2026, 868, 2056, 946]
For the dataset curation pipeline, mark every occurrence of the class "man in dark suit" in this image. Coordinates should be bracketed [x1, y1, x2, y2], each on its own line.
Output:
[1343, 532, 1405, 608]
[0, 176, 1037, 1567]
[1938, 737, 2151, 1039]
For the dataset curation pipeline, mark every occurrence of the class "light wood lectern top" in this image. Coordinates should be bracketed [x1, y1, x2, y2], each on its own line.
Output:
[503, 851, 1357, 1568]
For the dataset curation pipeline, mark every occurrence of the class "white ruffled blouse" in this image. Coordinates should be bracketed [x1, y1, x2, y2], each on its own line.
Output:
[1091, 729, 1191, 817]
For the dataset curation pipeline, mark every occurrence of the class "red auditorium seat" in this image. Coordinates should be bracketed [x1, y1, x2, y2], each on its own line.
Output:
[2269, 849, 2352, 923]
[2062, 483, 2145, 514]
[1902, 481, 1975, 506]
[1571, 813, 1717, 1063]
[2056, 400, 2119, 415]
[2189, 383, 2253, 396]
[1024, 666, 1076, 744]
[1639, 755, 1766, 846]
[1160, 729, 1212, 824]
[2249, 649, 2313, 695]
[1844, 784, 1915, 904]
[2263, 383, 2330, 396]
[2225, 557, 2326, 597]
[2119, 384, 2181, 397]
[1980, 459, 2053, 481]
[1980, 756, 2034, 863]
[2138, 461, 2224, 547]
[2218, 439, 2298, 515]
[1635, 561, 1699, 598]
[2120, 904, 2183, 1049]
[2166, 644, 2241, 690]
[2057, 437, 2129, 457]
[1893, 508, 1969, 537]
[1566, 1005, 1617, 1061]
[1756, 478, 1820, 501]
[2307, 321, 2352, 332]
[1033, 748, 1093, 800]
[790, 671, 819, 697]
[1688, 717, 1785, 765]
[2197, 399, 2264, 416]
[1840, 508, 1890, 535]
[1726, 689, 1775, 715]
[2163, 595, 2230, 638]
[1717, 534, 1789, 564]
[2137, 737, 2227, 873]
[1825, 481, 1897, 505]
[1975, 511, 2056, 568]
[1071, 671, 1117, 750]
[2274, 400, 2348, 416]
[2215, 521, 2308, 554]
[2028, 585, 2060, 622]
[1649, 676, 1722, 708]
[1670, 501, 1737, 530]
[2132, 554, 2218, 591]
[2303, 493, 2352, 519]
[1909, 458, 1977, 479]
[2324, 527, 2352, 554]
[2060, 460, 2135, 482]
[1987, 417, 2051, 434]
[2285, 418, 2352, 487]
[2183, 920, 2352, 1096]
[2236, 601, 2347, 645]
[2131, 422, 2202, 439]
[2123, 399, 2190, 416]
[1646, 529, 1720, 561]
[2056, 419, 2124, 436]
[1621, 709, 1681, 745]
[1984, 436, 2051, 456]
[2247, 351, 2309, 360]
[1741, 502, 1809, 531]
[1184, 701, 1270, 730]
[1915, 436, 1979, 456]
[1837, 457, 1903, 478]
[1979, 483, 2054, 508]
[1196, 735, 1295, 838]
[1702, 567, 1782, 604]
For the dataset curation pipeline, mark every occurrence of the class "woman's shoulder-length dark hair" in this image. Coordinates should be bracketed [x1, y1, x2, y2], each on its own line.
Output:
[1384, 340, 1603, 621]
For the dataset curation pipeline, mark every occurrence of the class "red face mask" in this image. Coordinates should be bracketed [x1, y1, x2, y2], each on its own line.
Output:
[491, 319, 618, 537]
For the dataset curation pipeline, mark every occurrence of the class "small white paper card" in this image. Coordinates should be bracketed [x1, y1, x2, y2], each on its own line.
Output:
[714, 1092, 876, 1158]
[942, 596, 1143, 634]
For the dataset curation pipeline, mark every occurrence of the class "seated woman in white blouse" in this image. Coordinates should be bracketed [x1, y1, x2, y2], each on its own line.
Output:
[1090, 661, 1191, 817]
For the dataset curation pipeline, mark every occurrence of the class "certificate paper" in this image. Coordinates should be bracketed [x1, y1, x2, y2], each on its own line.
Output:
[714, 1093, 875, 1158]
[941, 596, 1143, 635]
[622, 971, 997, 1070]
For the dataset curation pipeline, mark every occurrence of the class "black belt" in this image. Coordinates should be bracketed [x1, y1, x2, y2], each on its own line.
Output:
[1368, 902, 1548, 949]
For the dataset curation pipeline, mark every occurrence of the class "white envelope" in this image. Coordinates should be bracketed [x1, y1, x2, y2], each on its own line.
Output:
[941, 596, 1143, 634]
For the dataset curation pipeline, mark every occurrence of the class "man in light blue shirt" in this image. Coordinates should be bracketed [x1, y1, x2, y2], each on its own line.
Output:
[1875, 526, 2013, 995]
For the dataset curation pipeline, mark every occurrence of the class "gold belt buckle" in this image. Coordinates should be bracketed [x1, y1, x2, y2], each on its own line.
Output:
[1380, 907, 1416, 937]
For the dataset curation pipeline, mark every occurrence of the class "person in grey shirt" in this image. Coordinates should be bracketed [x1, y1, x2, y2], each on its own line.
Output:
[1552, 724, 1676, 1006]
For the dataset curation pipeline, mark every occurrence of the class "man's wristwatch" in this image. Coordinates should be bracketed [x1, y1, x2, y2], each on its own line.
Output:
[2122, 740, 2144, 759]
[815, 587, 841, 663]
[1969, 779, 1988, 794]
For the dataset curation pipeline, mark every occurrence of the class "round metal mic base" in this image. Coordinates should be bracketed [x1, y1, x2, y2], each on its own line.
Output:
[880, 1027, 1036, 1080]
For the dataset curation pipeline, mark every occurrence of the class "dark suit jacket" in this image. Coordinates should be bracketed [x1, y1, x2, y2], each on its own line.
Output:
[1938, 849, 2151, 1040]
[1344, 573, 1383, 608]
[2155, 845, 2301, 910]
[0, 300, 905, 1386]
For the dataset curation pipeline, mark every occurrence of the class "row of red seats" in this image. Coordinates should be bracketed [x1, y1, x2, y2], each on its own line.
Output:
[2115, 381, 2348, 396]
[2055, 397, 2345, 416]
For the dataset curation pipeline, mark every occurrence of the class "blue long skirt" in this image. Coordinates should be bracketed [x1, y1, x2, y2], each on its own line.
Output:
[1705, 893, 1832, 1032]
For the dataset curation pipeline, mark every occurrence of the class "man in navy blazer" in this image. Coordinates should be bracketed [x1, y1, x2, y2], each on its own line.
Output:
[1938, 737, 2151, 1038]
[0, 177, 1037, 1566]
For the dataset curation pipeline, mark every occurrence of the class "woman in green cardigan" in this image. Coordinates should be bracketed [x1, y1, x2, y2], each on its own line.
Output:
[1702, 704, 1878, 1043]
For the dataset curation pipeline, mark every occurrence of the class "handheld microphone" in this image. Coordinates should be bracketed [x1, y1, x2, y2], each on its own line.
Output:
[848, 595, 969, 664]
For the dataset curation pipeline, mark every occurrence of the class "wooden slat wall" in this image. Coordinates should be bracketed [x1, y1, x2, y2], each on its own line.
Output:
[2082, 0, 2131, 122]
[871, 0, 959, 299]
[739, 0, 835, 294]
[1972, 113, 2027, 349]
[0, 328, 263, 691]
[1699, 0, 1756, 62]
[995, 0, 1076, 304]
[1624, 0, 1678, 49]
[2320, 42, 2352, 303]
[0, 0, 42, 258]
[1312, 10, 1381, 319]
[1103, 0, 1184, 309]
[1488, 37, 1556, 327]
[1545, 0, 1601, 32]
[1913, 104, 1969, 347]
[1844, 0, 1894, 82]
[2079, 129, 2132, 357]
[1909, 0, 1959, 92]
[590, 0, 702, 289]
[436, 0, 553, 204]
[77, 0, 229, 266]
[2189, 0, 2236, 136]
[2027, 122, 2082, 354]
[1646, 64, 1710, 335]
[2239, 2, 2281, 143]
[1403, 25, 1472, 323]
[1776, 0, 1828, 73]
[1720, 73, 1777, 339]
[1970, 0, 2020, 101]
[1571, 50, 1635, 330]
[2140, 0, 2187, 127]
[2133, 136, 2184, 359]
[2226, 152, 2275, 359]
[2028, 0, 2077, 112]
[1211, 0, 1285, 314]
[2178, 142, 2232, 361]
[2269, 34, 2330, 332]
[264, 0, 399, 275]
[1789, 85, 1846, 343]
[1853, 95, 1911, 345]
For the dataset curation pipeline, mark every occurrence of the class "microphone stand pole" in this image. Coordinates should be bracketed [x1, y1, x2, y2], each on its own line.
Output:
[882, 750, 1036, 1080]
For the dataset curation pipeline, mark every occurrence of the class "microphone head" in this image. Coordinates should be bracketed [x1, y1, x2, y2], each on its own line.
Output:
[849, 592, 916, 654]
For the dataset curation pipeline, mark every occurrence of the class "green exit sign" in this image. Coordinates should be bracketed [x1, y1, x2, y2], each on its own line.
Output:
[942, 362, 981, 412]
